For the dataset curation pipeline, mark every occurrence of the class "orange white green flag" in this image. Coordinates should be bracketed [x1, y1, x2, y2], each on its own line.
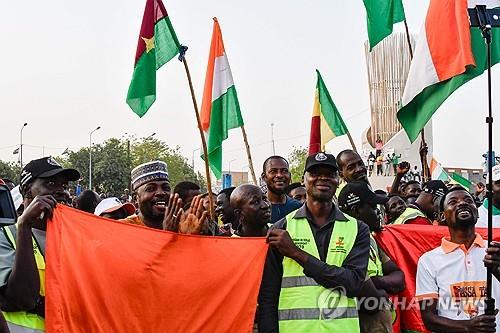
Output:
[308, 70, 349, 155]
[398, 0, 500, 142]
[200, 18, 243, 179]
[430, 157, 449, 181]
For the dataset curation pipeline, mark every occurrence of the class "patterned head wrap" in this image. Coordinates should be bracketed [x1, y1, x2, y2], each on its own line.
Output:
[131, 161, 169, 191]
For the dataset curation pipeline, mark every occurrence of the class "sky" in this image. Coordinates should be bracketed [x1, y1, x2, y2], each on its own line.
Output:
[1, 0, 498, 177]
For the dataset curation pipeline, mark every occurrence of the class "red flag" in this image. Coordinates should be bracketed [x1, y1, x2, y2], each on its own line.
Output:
[46, 205, 267, 333]
[375, 225, 500, 333]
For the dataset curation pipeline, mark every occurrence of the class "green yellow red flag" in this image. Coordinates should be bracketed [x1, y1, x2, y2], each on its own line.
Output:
[308, 70, 349, 155]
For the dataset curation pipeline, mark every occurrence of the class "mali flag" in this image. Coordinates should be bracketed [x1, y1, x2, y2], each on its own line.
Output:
[308, 70, 349, 155]
[126, 0, 181, 117]
[45, 205, 267, 332]
[200, 18, 244, 179]
[398, 0, 500, 142]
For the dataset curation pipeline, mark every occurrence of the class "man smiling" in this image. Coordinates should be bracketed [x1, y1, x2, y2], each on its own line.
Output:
[258, 152, 370, 332]
[122, 161, 171, 229]
[416, 187, 500, 333]
[261, 156, 302, 223]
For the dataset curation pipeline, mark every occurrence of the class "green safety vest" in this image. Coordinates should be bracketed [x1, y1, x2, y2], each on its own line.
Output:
[392, 207, 426, 225]
[2, 225, 45, 333]
[367, 235, 383, 278]
[278, 211, 360, 333]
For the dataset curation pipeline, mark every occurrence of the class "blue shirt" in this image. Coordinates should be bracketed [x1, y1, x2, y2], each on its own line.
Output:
[270, 196, 302, 223]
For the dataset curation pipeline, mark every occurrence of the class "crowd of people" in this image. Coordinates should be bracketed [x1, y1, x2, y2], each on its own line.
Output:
[1, 149, 500, 332]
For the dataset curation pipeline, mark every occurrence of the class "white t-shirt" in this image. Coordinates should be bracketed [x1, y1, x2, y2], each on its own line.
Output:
[416, 234, 500, 332]
[476, 202, 500, 228]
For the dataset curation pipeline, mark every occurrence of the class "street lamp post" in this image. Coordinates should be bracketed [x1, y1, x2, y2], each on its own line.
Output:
[228, 159, 237, 175]
[192, 147, 201, 168]
[20, 123, 28, 170]
[271, 123, 276, 155]
[89, 126, 101, 190]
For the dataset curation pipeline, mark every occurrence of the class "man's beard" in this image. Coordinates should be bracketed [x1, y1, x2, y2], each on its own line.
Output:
[140, 203, 164, 223]
[268, 185, 286, 196]
[310, 191, 333, 203]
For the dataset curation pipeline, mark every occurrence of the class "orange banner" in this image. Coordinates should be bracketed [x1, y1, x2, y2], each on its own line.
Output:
[46, 205, 268, 333]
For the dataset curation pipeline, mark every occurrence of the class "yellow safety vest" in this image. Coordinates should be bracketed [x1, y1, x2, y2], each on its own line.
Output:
[2, 225, 45, 333]
[278, 211, 360, 333]
[367, 234, 383, 278]
[392, 207, 426, 225]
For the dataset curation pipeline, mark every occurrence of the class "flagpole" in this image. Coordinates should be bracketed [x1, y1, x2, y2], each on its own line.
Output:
[346, 132, 358, 153]
[181, 56, 215, 220]
[403, 19, 430, 182]
[240, 126, 257, 185]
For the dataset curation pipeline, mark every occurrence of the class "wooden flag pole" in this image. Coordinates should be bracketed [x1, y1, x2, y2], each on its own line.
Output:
[181, 56, 215, 220]
[240, 125, 258, 185]
[346, 132, 358, 153]
[403, 19, 430, 182]
[403, 20, 414, 58]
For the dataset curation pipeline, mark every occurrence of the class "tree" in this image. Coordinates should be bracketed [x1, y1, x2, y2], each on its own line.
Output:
[131, 137, 206, 190]
[288, 146, 308, 182]
[0, 160, 21, 184]
[57, 136, 205, 195]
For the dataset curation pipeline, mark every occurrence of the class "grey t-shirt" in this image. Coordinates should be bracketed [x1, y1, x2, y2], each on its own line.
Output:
[0, 226, 46, 288]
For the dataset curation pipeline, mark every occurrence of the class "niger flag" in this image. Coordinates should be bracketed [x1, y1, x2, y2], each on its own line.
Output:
[200, 18, 244, 179]
[46, 205, 267, 333]
[309, 70, 349, 155]
[398, 0, 500, 142]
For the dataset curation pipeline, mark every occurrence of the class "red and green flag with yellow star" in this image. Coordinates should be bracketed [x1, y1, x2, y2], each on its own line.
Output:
[126, 0, 181, 117]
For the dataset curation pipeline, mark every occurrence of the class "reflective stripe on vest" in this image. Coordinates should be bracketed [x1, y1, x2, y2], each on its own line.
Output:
[278, 211, 360, 333]
[367, 234, 383, 277]
[2, 225, 45, 332]
[392, 207, 426, 225]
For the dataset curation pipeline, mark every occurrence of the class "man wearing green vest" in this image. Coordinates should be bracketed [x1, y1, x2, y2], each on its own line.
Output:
[408, 180, 448, 224]
[384, 195, 431, 225]
[0, 157, 80, 333]
[258, 152, 370, 333]
[338, 182, 405, 333]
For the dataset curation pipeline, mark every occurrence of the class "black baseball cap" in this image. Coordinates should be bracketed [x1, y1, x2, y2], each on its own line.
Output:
[338, 181, 389, 211]
[422, 180, 447, 197]
[304, 152, 338, 173]
[20, 157, 80, 188]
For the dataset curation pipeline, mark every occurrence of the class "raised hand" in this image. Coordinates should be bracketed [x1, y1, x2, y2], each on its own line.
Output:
[397, 161, 411, 176]
[162, 193, 183, 232]
[178, 195, 208, 235]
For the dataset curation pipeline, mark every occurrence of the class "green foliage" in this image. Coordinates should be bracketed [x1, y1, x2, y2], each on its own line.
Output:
[0, 160, 21, 183]
[130, 137, 206, 191]
[50, 136, 205, 195]
[288, 146, 308, 182]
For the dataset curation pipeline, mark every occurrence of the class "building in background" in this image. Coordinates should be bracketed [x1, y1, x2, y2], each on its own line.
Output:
[215, 171, 249, 192]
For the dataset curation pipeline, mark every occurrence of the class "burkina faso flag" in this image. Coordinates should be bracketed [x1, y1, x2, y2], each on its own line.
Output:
[126, 0, 181, 117]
